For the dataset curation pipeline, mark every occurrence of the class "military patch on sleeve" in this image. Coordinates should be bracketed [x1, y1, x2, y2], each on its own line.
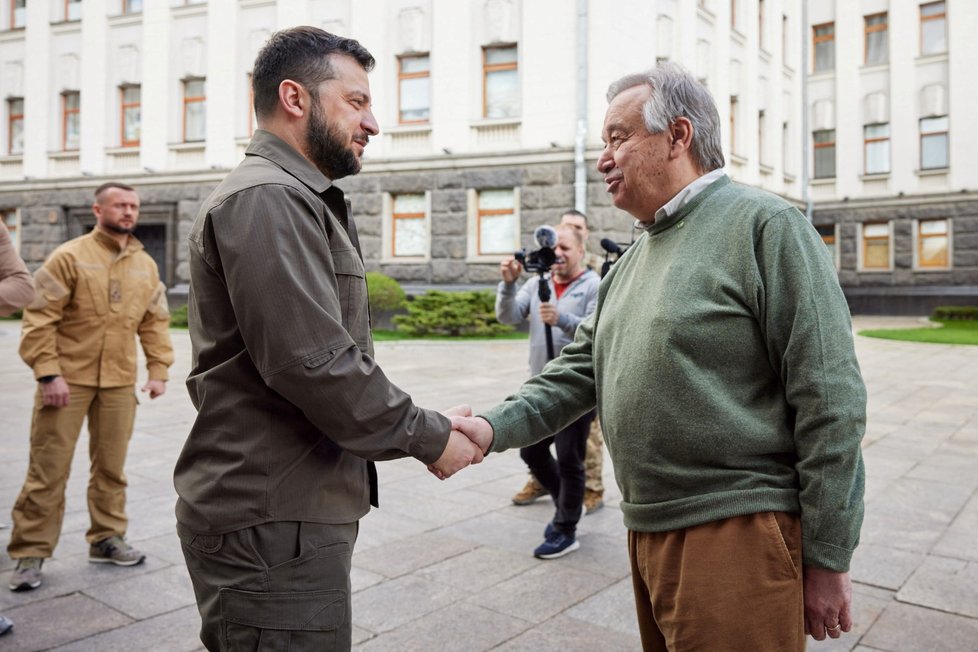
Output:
[28, 268, 69, 310]
[149, 282, 170, 318]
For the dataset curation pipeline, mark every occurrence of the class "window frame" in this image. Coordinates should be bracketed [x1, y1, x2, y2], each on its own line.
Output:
[62, 91, 81, 152]
[864, 12, 888, 65]
[919, 115, 949, 170]
[859, 221, 893, 272]
[812, 129, 836, 179]
[386, 192, 430, 260]
[863, 123, 890, 175]
[920, 1, 947, 56]
[813, 22, 835, 73]
[123, 0, 143, 15]
[10, 0, 25, 29]
[913, 218, 951, 270]
[120, 85, 141, 148]
[397, 54, 431, 125]
[1, 209, 20, 253]
[482, 44, 518, 120]
[182, 78, 207, 143]
[7, 97, 24, 155]
[64, 0, 82, 22]
[814, 223, 840, 271]
[467, 188, 521, 261]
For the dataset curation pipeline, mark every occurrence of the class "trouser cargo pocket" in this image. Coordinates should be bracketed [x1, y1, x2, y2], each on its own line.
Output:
[220, 587, 347, 651]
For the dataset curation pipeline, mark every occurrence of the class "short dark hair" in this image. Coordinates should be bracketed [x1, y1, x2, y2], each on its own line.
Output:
[94, 182, 135, 200]
[252, 26, 376, 119]
[561, 209, 588, 226]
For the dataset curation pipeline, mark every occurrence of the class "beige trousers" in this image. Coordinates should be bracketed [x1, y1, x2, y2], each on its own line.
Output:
[8, 384, 137, 558]
[629, 512, 805, 652]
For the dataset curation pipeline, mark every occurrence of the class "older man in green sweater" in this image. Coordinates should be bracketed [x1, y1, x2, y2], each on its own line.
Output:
[453, 62, 866, 651]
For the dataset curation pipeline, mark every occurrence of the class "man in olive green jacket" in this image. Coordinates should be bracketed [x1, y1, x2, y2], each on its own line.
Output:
[177, 27, 479, 651]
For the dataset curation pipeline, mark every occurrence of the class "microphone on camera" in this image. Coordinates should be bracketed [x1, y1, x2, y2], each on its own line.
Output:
[600, 238, 624, 256]
[534, 225, 558, 249]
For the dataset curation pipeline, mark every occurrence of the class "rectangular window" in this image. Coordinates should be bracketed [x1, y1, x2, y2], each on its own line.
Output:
[120, 86, 140, 147]
[916, 219, 949, 269]
[65, 0, 82, 21]
[815, 224, 838, 269]
[477, 189, 517, 255]
[920, 1, 947, 55]
[123, 0, 144, 14]
[861, 222, 891, 270]
[183, 79, 206, 142]
[864, 13, 888, 65]
[398, 54, 430, 124]
[920, 116, 949, 169]
[813, 22, 835, 73]
[2, 209, 19, 252]
[864, 123, 890, 175]
[391, 194, 428, 258]
[11, 0, 25, 28]
[483, 45, 519, 119]
[62, 91, 80, 151]
[7, 98, 23, 155]
[813, 129, 835, 179]
[758, 110, 766, 165]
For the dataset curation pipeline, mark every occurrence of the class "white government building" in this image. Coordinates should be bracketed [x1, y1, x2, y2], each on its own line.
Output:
[0, 0, 975, 313]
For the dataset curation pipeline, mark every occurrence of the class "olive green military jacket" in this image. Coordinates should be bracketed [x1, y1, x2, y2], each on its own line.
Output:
[176, 129, 451, 534]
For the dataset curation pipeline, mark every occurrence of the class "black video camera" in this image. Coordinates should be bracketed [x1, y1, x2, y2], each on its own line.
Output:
[514, 225, 559, 273]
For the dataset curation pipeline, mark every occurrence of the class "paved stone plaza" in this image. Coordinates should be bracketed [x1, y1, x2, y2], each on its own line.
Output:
[1, 316, 977, 651]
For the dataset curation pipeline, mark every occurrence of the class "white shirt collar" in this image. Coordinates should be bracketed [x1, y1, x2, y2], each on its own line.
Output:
[652, 168, 727, 223]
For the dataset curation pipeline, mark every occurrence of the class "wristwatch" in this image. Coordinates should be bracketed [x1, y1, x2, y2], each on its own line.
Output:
[39, 375, 58, 384]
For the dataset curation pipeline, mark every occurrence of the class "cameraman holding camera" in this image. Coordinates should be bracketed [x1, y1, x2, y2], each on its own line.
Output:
[495, 224, 599, 558]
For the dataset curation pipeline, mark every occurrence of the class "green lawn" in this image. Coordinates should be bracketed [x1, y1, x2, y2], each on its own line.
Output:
[372, 329, 528, 342]
[859, 320, 978, 345]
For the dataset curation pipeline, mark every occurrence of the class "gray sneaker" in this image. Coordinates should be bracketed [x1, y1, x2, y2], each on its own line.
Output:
[8, 557, 42, 591]
[89, 536, 146, 566]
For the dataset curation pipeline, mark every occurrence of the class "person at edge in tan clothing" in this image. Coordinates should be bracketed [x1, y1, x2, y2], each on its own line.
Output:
[511, 209, 606, 514]
[8, 182, 174, 593]
[0, 218, 34, 635]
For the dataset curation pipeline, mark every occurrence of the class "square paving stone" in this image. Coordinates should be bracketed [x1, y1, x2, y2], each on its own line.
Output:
[434, 511, 550, 556]
[83, 564, 196, 620]
[353, 531, 478, 578]
[493, 613, 642, 652]
[469, 563, 616, 623]
[355, 601, 532, 652]
[356, 508, 434, 553]
[850, 543, 927, 591]
[2, 593, 132, 651]
[861, 601, 978, 652]
[565, 577, 640, 638]
[352, 574, 469, 633]
[896, 555, 978, 618]
[50, 604, 202, 651]
[416, 546, 538, 593]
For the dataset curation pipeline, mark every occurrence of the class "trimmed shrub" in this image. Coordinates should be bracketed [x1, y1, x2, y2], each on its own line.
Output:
[393, 290, 515, 337]
[169, 304, 189, 328]
[931, 305, 978, 321]
[366, 272, 407, 315]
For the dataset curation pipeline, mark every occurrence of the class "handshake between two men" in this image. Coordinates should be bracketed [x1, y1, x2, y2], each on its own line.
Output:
[428, 405, 494, 480]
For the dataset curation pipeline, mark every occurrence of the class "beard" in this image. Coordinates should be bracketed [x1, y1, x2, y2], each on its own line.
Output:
[103, 222, 134, 236]
[307, 100, 362, 180]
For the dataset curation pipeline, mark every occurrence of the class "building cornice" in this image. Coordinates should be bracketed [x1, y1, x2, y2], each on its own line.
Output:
[815, 190, 978, 211]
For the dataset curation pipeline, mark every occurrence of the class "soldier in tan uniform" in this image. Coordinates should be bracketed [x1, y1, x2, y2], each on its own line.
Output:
[511, 209, 606, 514]
[8, 182, 174, 592]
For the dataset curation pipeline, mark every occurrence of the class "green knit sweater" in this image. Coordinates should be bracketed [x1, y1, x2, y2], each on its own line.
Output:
[484, 176, 866, 572]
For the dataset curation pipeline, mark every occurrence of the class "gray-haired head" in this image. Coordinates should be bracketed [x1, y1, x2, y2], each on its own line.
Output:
[606, 62, 724, 172]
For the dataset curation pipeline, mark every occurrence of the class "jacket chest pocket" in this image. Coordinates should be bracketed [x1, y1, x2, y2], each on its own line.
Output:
[331, 247, 368, 346]
[77, 266, 108, 317]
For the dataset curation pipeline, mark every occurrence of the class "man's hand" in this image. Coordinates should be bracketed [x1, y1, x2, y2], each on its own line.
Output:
[442, 404, 472, 419]
[803, 566, 853, 641]
[141, 379, 167, 399]
[450, 415, 494, 455]
[41, 376, 70, 408]
[539, 302, 559, 326]
[428, 430, 483, 480]
[500, 257, 522, 283]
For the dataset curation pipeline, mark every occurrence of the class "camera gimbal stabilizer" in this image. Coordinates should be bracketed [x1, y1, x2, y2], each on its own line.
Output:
[515, 225, 560, 360]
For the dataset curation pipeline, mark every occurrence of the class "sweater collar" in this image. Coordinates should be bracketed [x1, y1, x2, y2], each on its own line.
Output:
[644, 174, 731, 236]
